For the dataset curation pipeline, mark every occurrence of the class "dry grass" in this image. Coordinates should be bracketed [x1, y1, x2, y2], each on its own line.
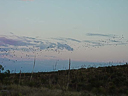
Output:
[0, 84, 91, 96]
[1, 84, 127, 96]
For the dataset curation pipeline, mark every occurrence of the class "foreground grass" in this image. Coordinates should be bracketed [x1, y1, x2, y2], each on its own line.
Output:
[0, 84, 94, 96]
[1, 84, 127, 96]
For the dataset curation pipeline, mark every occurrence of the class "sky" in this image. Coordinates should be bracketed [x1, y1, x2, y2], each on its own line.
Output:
[0, 0, 128, 72]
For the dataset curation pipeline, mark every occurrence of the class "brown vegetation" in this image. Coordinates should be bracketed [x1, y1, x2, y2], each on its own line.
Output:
[0, 63, 128, 96]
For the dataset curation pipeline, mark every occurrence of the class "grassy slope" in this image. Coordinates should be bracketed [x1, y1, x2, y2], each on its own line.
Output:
[0, 63, 128, 96]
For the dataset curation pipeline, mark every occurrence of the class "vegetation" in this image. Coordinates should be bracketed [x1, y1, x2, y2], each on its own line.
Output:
[0, 63, 128, 96]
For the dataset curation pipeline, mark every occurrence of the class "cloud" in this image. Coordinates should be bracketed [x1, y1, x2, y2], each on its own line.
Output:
[0, 35, 74, 52]
[0, 41, 6, 46]
[109, 40, 120, 43]
[0, 33, 127, 57]
[0, 36, 34, 47]
[51, 38, 68, 42]
[83, 40, 103, 47]
[66, 38, 81, 43]
[83, 33, 128, 47]
[83, 37, 128, 47]
[37, 42, 73, 51]
[0, 48, 10, 52]
[0, 37, 20, 46]
[47, 43, 57, 48]
[86, 33, 114, 37]
[57, 42, 73, 51]
[37, 42, 56, 50]
[51, 37, 81, 43]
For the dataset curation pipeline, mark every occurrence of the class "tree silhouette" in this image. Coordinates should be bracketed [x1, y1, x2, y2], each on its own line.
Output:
[0, 65, 4, 73]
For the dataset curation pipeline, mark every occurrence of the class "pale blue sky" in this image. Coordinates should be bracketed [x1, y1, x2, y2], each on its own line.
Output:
[1, 0, 128, 38]
[0, 0, 128, 64]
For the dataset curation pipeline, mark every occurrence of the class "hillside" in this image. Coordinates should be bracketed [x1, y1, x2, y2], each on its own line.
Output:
[0, 63, 128, 96]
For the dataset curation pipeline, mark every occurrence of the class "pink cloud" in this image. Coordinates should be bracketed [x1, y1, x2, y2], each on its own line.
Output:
[0, 37, 31, 46]
[0, 37, 18, 45]
[0, 42, 5, 46]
